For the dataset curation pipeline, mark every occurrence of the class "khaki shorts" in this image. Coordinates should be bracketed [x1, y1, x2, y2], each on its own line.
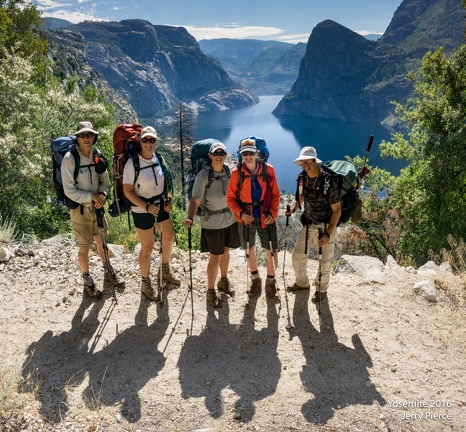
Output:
[69, 207, 107, 246]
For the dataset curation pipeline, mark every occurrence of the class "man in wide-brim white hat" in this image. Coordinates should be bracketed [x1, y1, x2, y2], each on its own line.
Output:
[287, 146, 341, 304]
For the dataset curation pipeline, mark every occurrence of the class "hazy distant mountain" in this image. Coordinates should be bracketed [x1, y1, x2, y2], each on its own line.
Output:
[200, 39, 306, 95]
[274, 0, 465, 124]
[363, 33, 383, 41]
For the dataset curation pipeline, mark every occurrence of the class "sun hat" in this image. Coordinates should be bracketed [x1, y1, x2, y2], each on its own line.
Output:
[294, 146, 322, 165]
[74, 121, 99, 136]
[239, 138, 258, 154]
[210, 141, 227, 153]
[141, 126, 158, 139]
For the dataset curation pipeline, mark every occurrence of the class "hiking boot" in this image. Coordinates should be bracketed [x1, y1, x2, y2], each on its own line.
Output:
[217, 277, 235, 297]
[141, 279, 161, 302]
[104, 265, 125, 293]
[83, 273, 102, 299]
[311, 291, 327, 303]
[157, 264, 181, 286]
[247, 277, 262, 298]
[265, 277, 278, 300]
[206, 290, 222, 308]
[287, 282, 310, 293]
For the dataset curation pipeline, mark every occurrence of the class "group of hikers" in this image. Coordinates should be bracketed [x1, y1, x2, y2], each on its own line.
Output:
[62, 121, 342, 308]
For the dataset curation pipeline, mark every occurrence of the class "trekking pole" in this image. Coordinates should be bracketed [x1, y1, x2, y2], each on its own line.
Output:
[283, 205, 293, 330]
[96, 208, 117, 304]
[155, 207, 164, 307]
[264, 209, 278, 302]
[188, 226, 194, 321]
[244, 210, 251, 308]
[317, 228, 323, 318]
[359, 135, 373, 179]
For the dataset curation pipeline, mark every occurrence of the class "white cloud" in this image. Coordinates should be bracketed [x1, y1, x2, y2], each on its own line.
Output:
[180, 24, 285, 41]
[355, 30, 384, 36]
[34, 0, 72, 11]
[274, 33, 310, 44]
[40, 10, 107, 24]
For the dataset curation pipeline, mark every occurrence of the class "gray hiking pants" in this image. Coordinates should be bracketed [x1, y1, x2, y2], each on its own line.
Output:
[291, 223, 337, 292]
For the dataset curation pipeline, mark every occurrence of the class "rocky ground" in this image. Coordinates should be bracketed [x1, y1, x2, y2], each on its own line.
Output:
[0, 233, 465, 432]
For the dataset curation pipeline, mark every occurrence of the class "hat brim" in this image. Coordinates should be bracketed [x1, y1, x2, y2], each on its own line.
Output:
[210, 144, 227, 153]
[74, 127, 99, 136]
[294, 156, 322, 166]
[141, 133, 157, 139]
[239, 147, 258, 154]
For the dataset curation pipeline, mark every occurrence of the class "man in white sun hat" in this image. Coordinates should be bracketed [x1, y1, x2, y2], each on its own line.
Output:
[62, 121, 125, 299]
[286, 146, 341, 304]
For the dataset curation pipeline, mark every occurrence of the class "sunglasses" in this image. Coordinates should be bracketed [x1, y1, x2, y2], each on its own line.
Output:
[141, 137, 157, 143]
[299, 159, 316, 165]
[211, 151, 227, 156]
[77, 132, 95, 139]
[241, 151, 256, 157]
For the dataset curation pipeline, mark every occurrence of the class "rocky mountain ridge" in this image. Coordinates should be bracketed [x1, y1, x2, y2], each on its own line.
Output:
[44, 19, 258, 124]
[274, 0, 465, 124]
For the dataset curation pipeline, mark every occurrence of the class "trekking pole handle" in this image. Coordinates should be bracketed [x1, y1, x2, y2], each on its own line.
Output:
[366, 135, 374, 153]
[96, 208, 105, 229]
[318, 228, 323, 254]
[286, 205, 290, 227]
[188, 226, 192, 250]
[359, 135, 374, 179]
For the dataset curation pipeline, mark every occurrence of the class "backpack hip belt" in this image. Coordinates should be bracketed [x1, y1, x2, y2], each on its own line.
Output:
[199, 206, 230, 216]
[141, 193, 165, 206]
[239, 199, 264, 207]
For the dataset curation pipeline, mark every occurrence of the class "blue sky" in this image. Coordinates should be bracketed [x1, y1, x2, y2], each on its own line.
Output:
[31, 0, 403, 44]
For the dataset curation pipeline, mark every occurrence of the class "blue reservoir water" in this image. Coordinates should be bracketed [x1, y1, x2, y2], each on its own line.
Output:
[190, 95, 404, 192]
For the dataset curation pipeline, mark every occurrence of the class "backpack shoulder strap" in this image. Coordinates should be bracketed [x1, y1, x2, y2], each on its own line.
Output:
[261, 161, 268, 183]
[132, 154, 141, 185]
[69, 146, 80, 180]
[295, 171, 306, 210]
[236, 162, 244, 191]
[154, 151, 165, 174]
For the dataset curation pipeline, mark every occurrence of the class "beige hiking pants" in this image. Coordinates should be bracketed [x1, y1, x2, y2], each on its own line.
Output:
[291, 223, 337, 292]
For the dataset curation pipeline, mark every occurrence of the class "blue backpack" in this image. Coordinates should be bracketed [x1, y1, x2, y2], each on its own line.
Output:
[235, 136, 271, 194]
[51, 136, 107, 209]
[236, 136, 270, 164]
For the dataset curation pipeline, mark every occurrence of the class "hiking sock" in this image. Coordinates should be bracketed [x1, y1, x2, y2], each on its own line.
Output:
[142, 276, 150, 282]
[82, 272, 93, 285]
[251, 270, 260, 280]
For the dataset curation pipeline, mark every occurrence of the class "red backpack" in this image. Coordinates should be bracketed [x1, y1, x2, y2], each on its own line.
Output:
[108, 123, 142, 216]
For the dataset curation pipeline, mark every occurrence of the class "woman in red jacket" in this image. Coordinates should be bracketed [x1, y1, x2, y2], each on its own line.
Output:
[226, 138, 280, 300]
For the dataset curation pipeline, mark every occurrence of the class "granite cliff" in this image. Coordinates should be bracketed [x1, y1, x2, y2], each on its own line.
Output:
[45, 19, 258, 124]
[273, 0, 465, 124]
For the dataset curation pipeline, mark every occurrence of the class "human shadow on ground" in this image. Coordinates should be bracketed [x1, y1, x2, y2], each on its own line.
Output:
[177, 298, 234, 418]
[292, 291, 385, 425]
[230, 296, 281, 422]
[82, 295, 169, 423]
[177, 295, 281, 422]
[20, 296, 105, 423]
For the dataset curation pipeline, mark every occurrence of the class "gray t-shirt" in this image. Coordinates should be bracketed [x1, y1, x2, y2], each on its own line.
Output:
[192, 165, 236, 229]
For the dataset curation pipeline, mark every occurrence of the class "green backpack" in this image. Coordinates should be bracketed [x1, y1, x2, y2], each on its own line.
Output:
[321, 160, 360, 224]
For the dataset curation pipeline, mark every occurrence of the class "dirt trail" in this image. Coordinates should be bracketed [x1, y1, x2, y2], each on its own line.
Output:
[0, 235, 465, 431]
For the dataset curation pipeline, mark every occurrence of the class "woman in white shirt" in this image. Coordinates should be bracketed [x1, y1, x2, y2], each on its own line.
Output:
[123, 126, 180, 301]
